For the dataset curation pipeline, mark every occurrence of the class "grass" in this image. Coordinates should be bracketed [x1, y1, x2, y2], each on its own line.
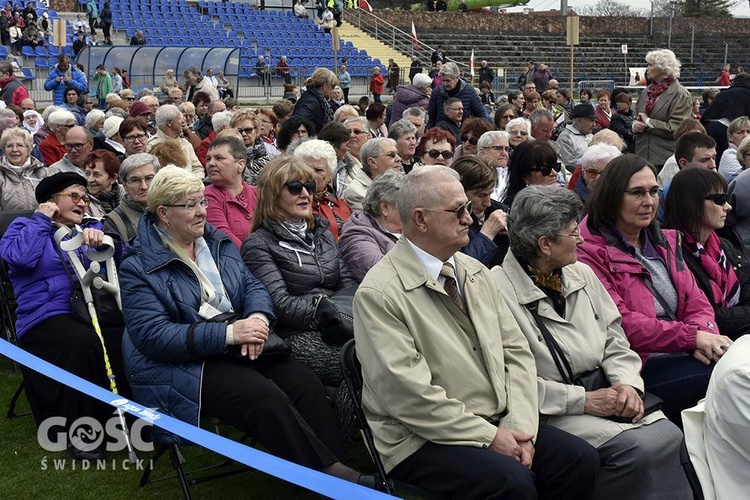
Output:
[0, 356, 376, 499]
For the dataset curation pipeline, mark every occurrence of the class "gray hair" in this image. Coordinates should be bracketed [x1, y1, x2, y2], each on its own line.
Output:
[645, 49, 681, 79]
[402, 107, 427, 121]
[155, 104, 182, 129]
[48, 109, 76, 127]
[84, 109, 105, 129]
[343, 116, 368, 130]
[439, 62, 460, 79]
[529, 108, 554, 127]
[105, 107, 128, 119]
[412, 73, 432, 89]
[42, 105, 60, 121]
[388, 119, 417, 142]
[119, 153, 161, 182]
[477, 130, 509, 151]
[183, 65, 203, 81]
[580, 143, 622, 169]
[360, 137, 395, 175]
[0, 108, 16, 120]
[506, 185, 582, 262]
[0, 127, 33, 150]
[363, 169, 404, 217]
[506, 117, 531, 135]
[212, 110, 233, 132]
[398, 165, 460, 227]
[293, 139, 337, 175]
[0, 61, 12, 76]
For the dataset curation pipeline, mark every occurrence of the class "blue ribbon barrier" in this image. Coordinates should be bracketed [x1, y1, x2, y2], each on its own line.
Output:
[0, 339, 392, 499]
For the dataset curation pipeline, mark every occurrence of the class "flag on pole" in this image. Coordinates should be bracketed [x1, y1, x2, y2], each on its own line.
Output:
[470, 49, 475, 77]
[359, 0, 373, 12]
[411, 22, 419, 50]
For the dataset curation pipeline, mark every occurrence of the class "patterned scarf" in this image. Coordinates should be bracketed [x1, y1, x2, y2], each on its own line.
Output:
[525, 261, 566, 317]
[683, 232, 740, 307]
[309, 87, 334, 125]
[644, 76, 675, 115]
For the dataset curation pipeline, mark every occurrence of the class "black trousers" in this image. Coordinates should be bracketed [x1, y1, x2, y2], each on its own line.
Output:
[390, 423, 599, 500]
[342, 87, 349, 104]
[201, 358, 349, 471]
[20, 314, 129, 429]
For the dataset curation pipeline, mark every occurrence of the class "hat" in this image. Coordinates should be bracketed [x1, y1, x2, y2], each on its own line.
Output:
[35, 172, 87, 204]
[102, 116, 124, 138]
[42, 12, 48, 18]
[571, 104, 597, 119]
[128, 101, 151, 118]
[120, 89, 136, 99]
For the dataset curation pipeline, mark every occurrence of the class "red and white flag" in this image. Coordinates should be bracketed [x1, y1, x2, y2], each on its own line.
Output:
[359, 0, 373, 12]
[470, 49, 475, 77]
[411, 22, 419, 50]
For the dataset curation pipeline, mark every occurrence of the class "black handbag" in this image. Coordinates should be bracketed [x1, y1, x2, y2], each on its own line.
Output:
[526, 301, 663, 421]
[55, 245, 124, 328]
[193, 311, 291, 367]
[315, 285, 357, 346]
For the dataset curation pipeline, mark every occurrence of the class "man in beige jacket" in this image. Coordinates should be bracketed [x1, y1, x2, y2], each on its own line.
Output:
[353, 165, 599, 499]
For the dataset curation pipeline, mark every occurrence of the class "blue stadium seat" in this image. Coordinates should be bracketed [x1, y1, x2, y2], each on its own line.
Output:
[47, 46, 59, 57]
[0, 46, 7, 58]
[22, 68, 35, 80]
[34, 57, 48, 68]
[21, 46, 35, 58]
[62, 46, 74, 57]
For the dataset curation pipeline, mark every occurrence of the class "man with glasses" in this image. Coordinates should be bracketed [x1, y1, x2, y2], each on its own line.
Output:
[343, 116, 371, 165]
[49, 126, 94, 175]
[148, 104, 203, 178]
[558, 104, 596, 172]
[573, 144, 621, 204]
[344, 137, 400, 212]
[354, 165, 599, 500]
[477, 130, 511, 203]
[103, 153, 160, 241]
[434, 97, 463, 145]
[427, 62, 488, 130]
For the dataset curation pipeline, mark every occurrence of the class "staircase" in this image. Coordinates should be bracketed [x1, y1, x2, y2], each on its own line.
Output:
[337, 21, 411, 74]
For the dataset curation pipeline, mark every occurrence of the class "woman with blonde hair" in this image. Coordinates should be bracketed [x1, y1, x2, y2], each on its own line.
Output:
[293, 67, 337, 133]
[149, 139, 188, 170]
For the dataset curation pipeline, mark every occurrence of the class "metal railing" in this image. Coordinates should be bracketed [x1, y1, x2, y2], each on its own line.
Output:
[344, 8, 469, 72]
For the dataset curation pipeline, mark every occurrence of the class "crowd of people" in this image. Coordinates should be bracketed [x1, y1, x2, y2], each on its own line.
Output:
[1, 43, 749, 498]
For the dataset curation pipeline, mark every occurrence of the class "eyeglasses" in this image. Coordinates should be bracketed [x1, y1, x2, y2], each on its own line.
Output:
[59, 123, 75, 129]
[461, 135, 478, 146]
[348, 128, 368, 136]
[125, 175, 155, 186]
[427, 149, 454, 160]
[509, 130, 528, 136]
[56, 192, 91, 205]
[237, 127, 256, 135]
[124, 133, 148, 143]
[624, 187, 660, 199]
[377, 151, 401, 159]
[584, 168, 604, 178]
[124, 97, 136, 101]
[559, 226, 581, 238]
[64, 140, 91, 151]
[425, 200, 473, 220]
[531, 163, 561, 176]
[164, 198, 208, 210]
[705, 193, 729, 205]
[485, 145, 511, 152]
[285, 180, 317, 196]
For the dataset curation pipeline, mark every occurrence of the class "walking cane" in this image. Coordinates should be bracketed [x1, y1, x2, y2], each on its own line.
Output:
[54, 225, 137, 463]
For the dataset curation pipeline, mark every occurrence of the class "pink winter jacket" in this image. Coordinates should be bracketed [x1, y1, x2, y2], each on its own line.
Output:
[578, 216, 718, 367]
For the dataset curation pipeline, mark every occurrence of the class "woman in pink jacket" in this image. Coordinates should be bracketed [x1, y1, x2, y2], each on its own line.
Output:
[578, 154, 733, 423]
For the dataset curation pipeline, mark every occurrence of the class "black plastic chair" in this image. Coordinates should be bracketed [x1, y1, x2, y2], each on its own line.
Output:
[340, 339, 436, 498]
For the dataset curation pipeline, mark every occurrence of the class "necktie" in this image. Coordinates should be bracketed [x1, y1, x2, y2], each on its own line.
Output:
[440, 262, 465, 312]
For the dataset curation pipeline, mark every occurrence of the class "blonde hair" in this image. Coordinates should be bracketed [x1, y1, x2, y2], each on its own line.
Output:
[305, 67, 337, 90]
[252, 156, 316, 232]
[231, 109, 260, 130]
[147, 165, 204, 213]
[150, 140, 188, 170]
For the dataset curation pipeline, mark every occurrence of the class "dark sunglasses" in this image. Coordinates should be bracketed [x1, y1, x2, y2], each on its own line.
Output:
[461, 135, 478, 146]
[425, 200, 472, 219]
[705, 193, 729, 205]
[427, 149, 454, 160]
[531, 163, 561, 176]
[285, 180, 316, 196]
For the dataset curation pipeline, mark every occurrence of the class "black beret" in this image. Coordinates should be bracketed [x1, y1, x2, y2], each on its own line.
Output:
[35, 172, 88, 204]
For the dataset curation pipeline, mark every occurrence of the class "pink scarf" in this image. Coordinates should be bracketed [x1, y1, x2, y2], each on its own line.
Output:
[683, 232, 740, 307]
[644, 76, 675, 115]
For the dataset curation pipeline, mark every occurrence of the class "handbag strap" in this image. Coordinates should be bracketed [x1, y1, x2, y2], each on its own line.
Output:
[526, 301, 575, 385]
[52, 242, 79, 290]
[641, 277, 678, 322]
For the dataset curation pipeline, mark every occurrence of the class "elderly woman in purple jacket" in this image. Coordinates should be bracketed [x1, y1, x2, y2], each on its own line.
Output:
[339, 170, 403, 282]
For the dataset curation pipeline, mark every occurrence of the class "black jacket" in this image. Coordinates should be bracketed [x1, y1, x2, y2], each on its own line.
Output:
[702, 80, 750, 122]
[609, 109, 636, 153]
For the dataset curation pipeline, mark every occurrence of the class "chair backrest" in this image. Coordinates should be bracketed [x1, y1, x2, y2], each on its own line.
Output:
[0, 210, 34, 237]
[339, 339, 391, 494]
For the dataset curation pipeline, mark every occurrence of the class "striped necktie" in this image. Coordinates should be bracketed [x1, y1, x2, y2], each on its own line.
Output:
[440, 262, 465, 312]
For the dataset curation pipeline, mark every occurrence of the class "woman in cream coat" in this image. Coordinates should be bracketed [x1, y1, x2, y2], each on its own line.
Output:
[493, 186, 691, 500]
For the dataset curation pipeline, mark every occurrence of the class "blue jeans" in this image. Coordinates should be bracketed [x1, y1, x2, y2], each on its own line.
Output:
[641, 353, 714, 425]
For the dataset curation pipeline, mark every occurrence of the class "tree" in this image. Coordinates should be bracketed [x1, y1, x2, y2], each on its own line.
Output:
[682, 0, 735, 16]
[578, 0, 647, 16]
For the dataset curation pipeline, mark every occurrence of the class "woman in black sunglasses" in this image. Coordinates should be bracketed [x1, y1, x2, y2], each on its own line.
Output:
[663, 167, 750, 340]
[416, 127, 455, 168]
[504, 140, 560, 207]
[453, 118, 493, 160]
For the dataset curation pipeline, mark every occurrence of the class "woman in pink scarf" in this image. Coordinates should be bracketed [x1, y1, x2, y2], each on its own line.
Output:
[632, 49, 692, 169]
[663, 167, 750, 340]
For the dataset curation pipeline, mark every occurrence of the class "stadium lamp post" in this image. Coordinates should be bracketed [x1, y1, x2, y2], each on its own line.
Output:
[667, 0, 677, 49]
[649, 0, 654, 37]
